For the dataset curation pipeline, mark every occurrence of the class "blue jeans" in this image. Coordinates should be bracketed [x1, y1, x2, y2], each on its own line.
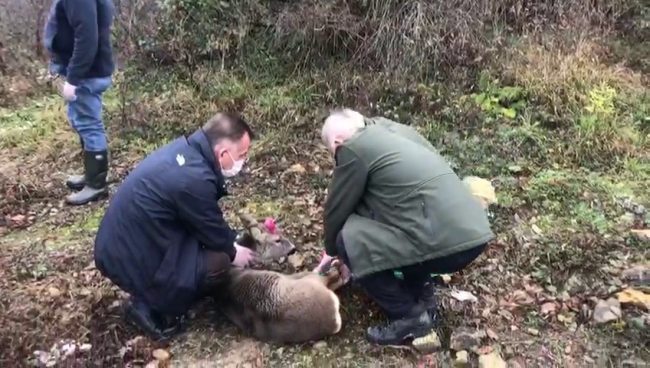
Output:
[51, 63, 111, 152]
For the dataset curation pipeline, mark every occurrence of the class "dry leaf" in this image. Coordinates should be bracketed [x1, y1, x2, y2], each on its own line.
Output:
[48, 287, 62, 298]
[287, 164, 306, 173]
[616, 288, 650, 311]
[486, 328, 499, 340]
[478, 351, 507, 368]
[152, 349, 171, 361]
[287, 254, 304, 269]
[540, 302, 557, 314]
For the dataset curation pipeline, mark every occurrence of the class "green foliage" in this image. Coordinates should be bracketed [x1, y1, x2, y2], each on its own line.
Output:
[470, 75, 526, 120]
[578, 83, 618, 134]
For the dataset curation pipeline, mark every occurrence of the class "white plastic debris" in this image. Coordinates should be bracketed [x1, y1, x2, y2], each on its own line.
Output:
[450, 290, 478, 302]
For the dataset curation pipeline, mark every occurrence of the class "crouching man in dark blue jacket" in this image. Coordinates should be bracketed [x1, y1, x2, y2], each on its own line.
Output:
[94, 113, 257, 340]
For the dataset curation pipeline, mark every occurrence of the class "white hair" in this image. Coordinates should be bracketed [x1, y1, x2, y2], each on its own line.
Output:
[321, 109, 365, 147]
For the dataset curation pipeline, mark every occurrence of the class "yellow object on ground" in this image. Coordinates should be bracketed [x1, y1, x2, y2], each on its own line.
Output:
[462, 176, 497, 209]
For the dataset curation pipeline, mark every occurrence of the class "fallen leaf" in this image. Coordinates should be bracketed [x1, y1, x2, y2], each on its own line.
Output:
[616, 288, 650, 310]
[531, 224, 542, 235]
[486, 328, 499, 340]
[48, 287, 62, 298]
[287, 254, 304, 269]
[286, 164, 306, 173]
[8, 214, 26, 226]
[450, 290, 478, 302]
[478, 350, 507, 368]
[152, 348, 171, 361]
[540, 302, 557, 315]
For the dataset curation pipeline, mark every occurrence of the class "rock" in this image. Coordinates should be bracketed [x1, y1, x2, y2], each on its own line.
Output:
[450, 328, 487, 351]
[478, 351, 507, 368]
[152, 349, 171, 361]
[593, 298, 622, 324]
[455, 350, 469, 367]
[441, 274, 452, 284]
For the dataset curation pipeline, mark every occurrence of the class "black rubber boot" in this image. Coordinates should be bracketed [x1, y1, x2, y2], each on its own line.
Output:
[66, 136, 86, 191]
[65, 150, 109, 206]
[365, 308, 433, 347]
[122, 298, 185, 341]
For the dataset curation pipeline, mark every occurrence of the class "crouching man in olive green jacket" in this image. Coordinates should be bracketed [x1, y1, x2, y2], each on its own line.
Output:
[316, 109, 495, 347]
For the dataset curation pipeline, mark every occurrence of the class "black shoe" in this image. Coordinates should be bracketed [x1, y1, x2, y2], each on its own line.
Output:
[65, 150, 109, 206]
[122, 299, 184, 341]
[66, 136, 86, 191]
[419, 282, 442, 323]
[365, 310, 433, 346]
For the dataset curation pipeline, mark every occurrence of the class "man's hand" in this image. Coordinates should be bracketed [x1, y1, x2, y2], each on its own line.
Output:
[331, 259, 351, 285]
[232, 243, 257, 268]
[62, 82, 77, 101]
[313, 252, 334, 274]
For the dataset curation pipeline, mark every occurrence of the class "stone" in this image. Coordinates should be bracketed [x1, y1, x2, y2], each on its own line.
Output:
[593, 298, 622, 324]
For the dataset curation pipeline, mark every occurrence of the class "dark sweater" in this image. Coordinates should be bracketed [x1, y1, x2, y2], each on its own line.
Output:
[44, 0, 115, 86]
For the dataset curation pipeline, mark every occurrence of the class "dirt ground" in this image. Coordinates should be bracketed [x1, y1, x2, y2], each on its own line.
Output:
[1, 49, 649, 367]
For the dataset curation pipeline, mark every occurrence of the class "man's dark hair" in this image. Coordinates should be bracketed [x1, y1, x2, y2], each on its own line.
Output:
[202, 112, 255, 145]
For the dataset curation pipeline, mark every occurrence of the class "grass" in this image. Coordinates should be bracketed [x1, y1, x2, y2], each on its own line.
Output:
[1, 31, 649, 367]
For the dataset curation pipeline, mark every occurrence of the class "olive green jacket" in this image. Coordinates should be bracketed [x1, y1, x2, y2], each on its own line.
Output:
[323, 117, 495, 278]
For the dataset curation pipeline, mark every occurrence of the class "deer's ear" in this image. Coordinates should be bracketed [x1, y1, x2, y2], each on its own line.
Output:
[236, 231, 257, 250]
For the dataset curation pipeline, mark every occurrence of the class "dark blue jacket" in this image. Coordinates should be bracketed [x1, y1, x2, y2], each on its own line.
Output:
[43, 0, 115, 85]
[94, 130, 238, 316]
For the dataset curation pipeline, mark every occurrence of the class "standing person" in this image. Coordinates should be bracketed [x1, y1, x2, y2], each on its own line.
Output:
[94, 113, 258, 340]
[43, 0, 116, 205]
[314, 109, 495, 347]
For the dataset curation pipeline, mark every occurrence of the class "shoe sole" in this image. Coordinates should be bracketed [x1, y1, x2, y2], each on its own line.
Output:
[65, 191, 109, 206]
[411, 330, 442, 354]
[368, 326, 439, 353]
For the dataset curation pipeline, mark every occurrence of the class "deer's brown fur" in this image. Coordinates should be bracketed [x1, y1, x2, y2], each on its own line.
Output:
[212, 212, 344, 344]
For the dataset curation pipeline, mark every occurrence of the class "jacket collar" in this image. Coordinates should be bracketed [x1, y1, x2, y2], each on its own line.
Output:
[186, 129, 228, 195]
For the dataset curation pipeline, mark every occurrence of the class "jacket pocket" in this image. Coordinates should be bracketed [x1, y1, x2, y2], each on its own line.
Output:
[421, 200, 436, 239]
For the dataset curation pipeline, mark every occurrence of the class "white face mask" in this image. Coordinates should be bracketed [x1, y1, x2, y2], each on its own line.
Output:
[221, 149, 245, 178]
[221, 159, 244, 178]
